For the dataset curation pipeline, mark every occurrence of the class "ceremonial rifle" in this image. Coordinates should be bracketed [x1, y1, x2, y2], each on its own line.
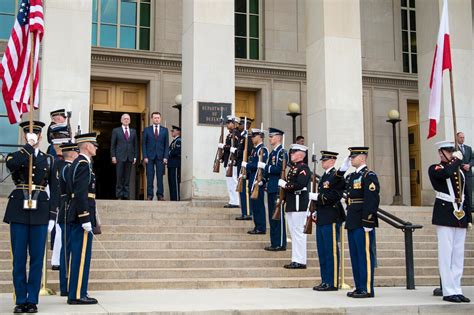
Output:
[236, 117, 248, 192]
[304, 143, 318, 234]
[226, 128, 236, 177]
[213, 108, 224, 173]
[250, 146, 264, 200]
[272, 135, 286, 220]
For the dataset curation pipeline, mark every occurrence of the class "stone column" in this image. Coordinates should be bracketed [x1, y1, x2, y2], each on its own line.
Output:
[417, 0, 473, 204]
[39, 0, 92, 147]
[305, 0, 364, 159]
[181, 0, 235, 199]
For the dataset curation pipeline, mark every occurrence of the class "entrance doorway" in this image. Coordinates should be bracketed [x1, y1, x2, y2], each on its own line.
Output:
[407, 101, 421, 206]
[235, 90, 256, 126]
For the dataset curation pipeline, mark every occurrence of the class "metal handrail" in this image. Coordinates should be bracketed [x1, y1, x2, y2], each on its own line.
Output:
[377, 207, 423, 290]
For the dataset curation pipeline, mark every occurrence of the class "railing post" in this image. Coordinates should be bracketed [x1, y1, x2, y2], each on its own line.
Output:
[404, 226, 415, 289]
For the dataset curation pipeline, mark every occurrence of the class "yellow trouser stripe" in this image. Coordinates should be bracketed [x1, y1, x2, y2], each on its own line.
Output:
[10, 238, 15, 303]
[76, 231, 88, 299]
[332, 223, 337, 287]
[365, 231, 371, 294]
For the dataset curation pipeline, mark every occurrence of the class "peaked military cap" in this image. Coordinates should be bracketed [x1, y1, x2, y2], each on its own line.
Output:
[60, 142, 78, 153]
[239, 117, 254, 125]
[75, 132, 98, 146]
[50, 109, 66, 118]
[320, 150, 338, 160]
[51, 136, 71, 145]
[268, 128, 284, 137]
[226, 115, 239, 123]
[171, 125, 181, 131]
[19, 121, 45, 134]
[435, 140, 455, 152]
[250, 128, 265, 137]
[348, 146, 369, 157]
[289, 144, 308, 152]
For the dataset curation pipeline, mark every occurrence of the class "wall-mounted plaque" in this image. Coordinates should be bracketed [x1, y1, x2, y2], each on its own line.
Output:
[198, 102, 232, 126]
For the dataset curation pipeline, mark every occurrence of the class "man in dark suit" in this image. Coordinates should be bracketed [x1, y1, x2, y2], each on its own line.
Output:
[143, 112, 169, 200]
[111, 113, 138, 200]
[457, 132, 473, 208]
[168, 125, 181, 201]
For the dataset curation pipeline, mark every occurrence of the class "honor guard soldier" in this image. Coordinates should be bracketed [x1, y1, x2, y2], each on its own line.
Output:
[3, 121, 59, 313]
[264, 127, 287, 251]
[335, 147, 379, 298]
[235, 117, 253, 220]
[309, 151, 346, 291]
[66, 133, 98, 305]
[429, 140, 472, 303]
[221, 115, 240, 208]
[244, 128, 268, 234]
[278, 144, 311, 269]
[47, 109, 67, 158]
[168, 125, 182, 201]
[56, 142, 79, 297]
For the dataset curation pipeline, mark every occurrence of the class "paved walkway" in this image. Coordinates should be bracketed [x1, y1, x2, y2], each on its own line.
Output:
[1, 286, 473, 314]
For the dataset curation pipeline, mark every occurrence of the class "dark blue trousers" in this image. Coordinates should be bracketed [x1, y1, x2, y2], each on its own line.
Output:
[59, 223, 72, 295]
[168, 167, 181, 201]
[249, 176, 266, 232]
[316, 223, 341, 287]
[267, 193, 287, 248]
[348, 227, 376, 295]
[10, 223, 48, 305]
[68, 224, 93, 300]
[240, 178, 252, 217]
[146, 158, 165, 198]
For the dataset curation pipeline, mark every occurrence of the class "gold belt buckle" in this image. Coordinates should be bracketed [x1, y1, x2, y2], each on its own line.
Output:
[348, 198, 352, 206]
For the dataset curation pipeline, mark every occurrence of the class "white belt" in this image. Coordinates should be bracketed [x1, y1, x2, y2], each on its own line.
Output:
[435, 191, 454, 202]
[294, 187, 307, 211]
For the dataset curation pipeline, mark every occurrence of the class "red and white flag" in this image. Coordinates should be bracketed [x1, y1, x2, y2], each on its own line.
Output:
[0, 0, 44, 124]
[427, 0, 452, 139]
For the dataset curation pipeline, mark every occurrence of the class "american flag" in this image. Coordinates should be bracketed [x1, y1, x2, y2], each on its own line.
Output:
[0, 0, 44, 124]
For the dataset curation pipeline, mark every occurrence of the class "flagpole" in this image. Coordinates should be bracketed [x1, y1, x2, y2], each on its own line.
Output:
[27, 32, 35, 208]
[449, 69, 463, 203]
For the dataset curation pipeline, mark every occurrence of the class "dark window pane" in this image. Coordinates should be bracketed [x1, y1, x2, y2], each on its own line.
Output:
[402, 31, 408, 52]
[235, 0, 246, 13]
[140, 3, 150, 27]
[401, 0, 407, 7]
[120, 26, 136, 49]
[249, 0, 259, 14]
[0, 0, 15, 13]
[410, 10, 416, 31]
[411, 31, 416, 53]
[92, 0, 98, 22]
[235, 13, 246, 36]
[250, 15, 259, 38]
[409, 157, 415, 169]
[101, 0, 118, 24]
[249, 38, 259, 59]
[142, 0, 150, 2]
[100, 24, 117, 47]
[411, 54, 417, 73]
[401, 10, 407, 30]
[235, 37, 246, 58]
[409, 0, 415, 9]
[92, 23, 98, 46]
[0, 14, 15, 39]
[139, 27, 150, 50]
[403, 53, 409, 73]
[121, 0, 137, 25]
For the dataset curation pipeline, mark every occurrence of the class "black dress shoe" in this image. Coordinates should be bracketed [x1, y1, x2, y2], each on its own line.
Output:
[443, 295, 462, 303]
[312, 283, 324, 291]
[433, 287, 443, 296]
[157, 196, 165, 201]
[24, 303, 38, 313]
[352, 291, 374, 298]
[242, 215, 253, 221]
[67, 296, 98, 305]
[274, 246, 286, 251]
[457, 295, 471, 303]
[264, 246, 280, 251]
[13, 304, 27, 313]
[223, 204, 232, 208]
[235, 216, 245, 220]
[347, 289, 359, 297]
[284, 262, 307, 269]
[147, 196, 153, 201]
[51, 265, 60, 271]
[60, 291, 68, 297]
[316, 283, 338, 291]
[247, 230, 265, 235]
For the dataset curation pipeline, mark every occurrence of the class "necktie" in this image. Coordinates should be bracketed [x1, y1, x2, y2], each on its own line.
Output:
[154, 126, 158, 140]
[125, 127, 129, 141]
[461, 144, 465, 154]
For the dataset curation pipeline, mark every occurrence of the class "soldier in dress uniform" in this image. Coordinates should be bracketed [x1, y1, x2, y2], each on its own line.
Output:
[66, 133, 98, 305]
[168, 125, 182, 201]
[334, 147, 379, 298]
[264, 127, 287, 251]
[56, 142, 79, 297]
[429, 140, 472, 303]
[235, 117, 253, 221]
[309, 151, 346, 291]
[278, 144, 311, 269]
[244, 128, 268, 234]
[221, 115, 240, 208]
[47, 109, 67, 158]
[3, 121, 59, 313]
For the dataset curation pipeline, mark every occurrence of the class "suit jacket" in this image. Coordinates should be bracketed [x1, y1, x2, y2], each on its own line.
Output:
[142, 125, 169, 161]
[111, 126, 138, 162]
[460, 144, 473, 177]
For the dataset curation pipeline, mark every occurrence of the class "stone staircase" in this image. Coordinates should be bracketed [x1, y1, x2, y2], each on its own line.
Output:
[0, 199, 473, 293]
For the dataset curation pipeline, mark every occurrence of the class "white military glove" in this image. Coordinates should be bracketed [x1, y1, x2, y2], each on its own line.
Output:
[82, 222, 92, 232]
[363, 227, 373, 232]
[26, 133, 38, 146]
[339, 156, 351, 172]
[309, 192, 319, 201]
[230, 147, 237, 154]
[241, 161, 248, 168]
[258, 162, 266, 169]
[468, 222, 472, 231]
[217, 143, 225, 149]
[453, 151, 463, 160]
[258, 181, 264, 186]
[47, 220, 55, 232]
[278, 179, 287, 188]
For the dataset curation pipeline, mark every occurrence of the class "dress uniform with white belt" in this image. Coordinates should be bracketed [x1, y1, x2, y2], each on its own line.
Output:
[264, 127, 287, 251]
[309, 151, 346, 291]
[279, 144, 311, 269]
[429, 140, 472, 303]
[46, 109, 67, 158]
[66, 133, 98, 305]
[221, 116, 240, 208]
[235, 117, 253, 221]
[334, 147, 379, 298]
[167, 125, 181, 201]
[3, 121, 59, 313]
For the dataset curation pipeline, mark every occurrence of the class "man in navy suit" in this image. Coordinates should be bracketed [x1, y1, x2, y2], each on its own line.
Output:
[143, 112, 169, 200]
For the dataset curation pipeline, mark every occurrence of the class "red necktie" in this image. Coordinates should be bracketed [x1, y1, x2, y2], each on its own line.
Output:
[125, 127, 129, 141]
[154, 126, 158, 140]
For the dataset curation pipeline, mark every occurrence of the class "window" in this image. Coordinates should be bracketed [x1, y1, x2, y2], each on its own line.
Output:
[0, 81, 20, 153]
[0, 0, 17, 40]
[235, 0, 260, 60]
[401, 0, 417, 73]
[92, 0, 151, 50]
